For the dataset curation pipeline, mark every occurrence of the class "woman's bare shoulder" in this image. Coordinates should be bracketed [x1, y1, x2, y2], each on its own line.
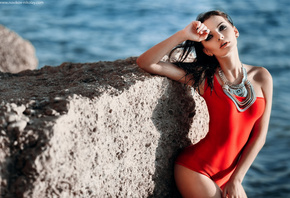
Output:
[246, 64, 273, 99]
[245, 64, 272, 85]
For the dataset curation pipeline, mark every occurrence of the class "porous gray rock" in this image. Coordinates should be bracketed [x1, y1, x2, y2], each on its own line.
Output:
[0, 25, 38, 73]
[0, 57, 209, 197]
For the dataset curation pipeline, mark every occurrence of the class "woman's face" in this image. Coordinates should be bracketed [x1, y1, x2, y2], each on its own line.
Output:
[201, 15, 239, 57]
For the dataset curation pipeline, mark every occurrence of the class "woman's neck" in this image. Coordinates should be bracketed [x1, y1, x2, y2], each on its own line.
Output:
[216, 50, 242, 82]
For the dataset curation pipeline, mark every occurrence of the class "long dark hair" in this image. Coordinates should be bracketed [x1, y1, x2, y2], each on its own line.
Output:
[169, 10, 234, 93]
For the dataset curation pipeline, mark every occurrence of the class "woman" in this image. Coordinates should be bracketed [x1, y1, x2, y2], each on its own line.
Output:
[137, 10, 272, 198]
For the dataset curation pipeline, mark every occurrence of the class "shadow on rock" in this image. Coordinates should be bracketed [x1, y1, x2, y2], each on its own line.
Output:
[150, 79, 195, 197]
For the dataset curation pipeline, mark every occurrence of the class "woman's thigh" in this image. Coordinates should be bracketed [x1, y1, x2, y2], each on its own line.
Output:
[174, 164, 222, 198]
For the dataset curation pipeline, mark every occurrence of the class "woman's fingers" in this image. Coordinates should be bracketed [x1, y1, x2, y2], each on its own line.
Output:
[196, 23, 204, 33]
[199, 26, 209, 35]
[196, 23, 209, 34]
[184, 21, 210, 42]
[195, 21, 202, 31]
[222, 188, 227, 198]
[195, 23, 210, 42]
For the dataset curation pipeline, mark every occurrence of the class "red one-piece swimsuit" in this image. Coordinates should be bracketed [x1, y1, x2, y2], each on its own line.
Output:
[175, 75, 265, 189]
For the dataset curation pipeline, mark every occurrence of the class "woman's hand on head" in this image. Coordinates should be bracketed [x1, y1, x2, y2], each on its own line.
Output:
[181, 21, 210, 42]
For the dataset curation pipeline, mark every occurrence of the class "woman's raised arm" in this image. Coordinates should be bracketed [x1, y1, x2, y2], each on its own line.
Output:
[136, 21, 209, 84]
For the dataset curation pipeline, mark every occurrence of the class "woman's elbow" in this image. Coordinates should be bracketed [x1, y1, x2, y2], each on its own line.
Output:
[136, 56, 145, 69]
[136, 57, 154, 73]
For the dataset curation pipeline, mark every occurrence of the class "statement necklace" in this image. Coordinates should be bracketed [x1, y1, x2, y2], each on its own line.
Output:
[218, 64, 256, 112]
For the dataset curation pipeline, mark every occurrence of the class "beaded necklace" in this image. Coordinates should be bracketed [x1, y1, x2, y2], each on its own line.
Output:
[218, 64, 256, 112]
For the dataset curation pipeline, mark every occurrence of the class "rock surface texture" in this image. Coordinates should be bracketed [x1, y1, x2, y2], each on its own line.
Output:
[0, 57, 209, 197]
[0, 25, 38, 73]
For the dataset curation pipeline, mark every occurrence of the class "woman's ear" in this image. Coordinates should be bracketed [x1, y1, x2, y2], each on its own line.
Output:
[203, 48, 214, 56]
[234, 26, 239, 38]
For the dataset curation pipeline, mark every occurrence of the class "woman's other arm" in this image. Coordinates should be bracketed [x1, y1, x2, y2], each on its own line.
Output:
[223, 67, 273, 198]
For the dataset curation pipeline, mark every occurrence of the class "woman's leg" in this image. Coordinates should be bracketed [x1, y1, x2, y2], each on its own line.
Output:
[174, 164, 222, 198]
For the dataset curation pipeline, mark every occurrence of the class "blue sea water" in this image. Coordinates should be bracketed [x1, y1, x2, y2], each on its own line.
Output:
[0, 0, 289, 197]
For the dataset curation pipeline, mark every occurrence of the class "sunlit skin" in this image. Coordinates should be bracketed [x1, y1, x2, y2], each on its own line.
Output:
[137, 13, 272, 198]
